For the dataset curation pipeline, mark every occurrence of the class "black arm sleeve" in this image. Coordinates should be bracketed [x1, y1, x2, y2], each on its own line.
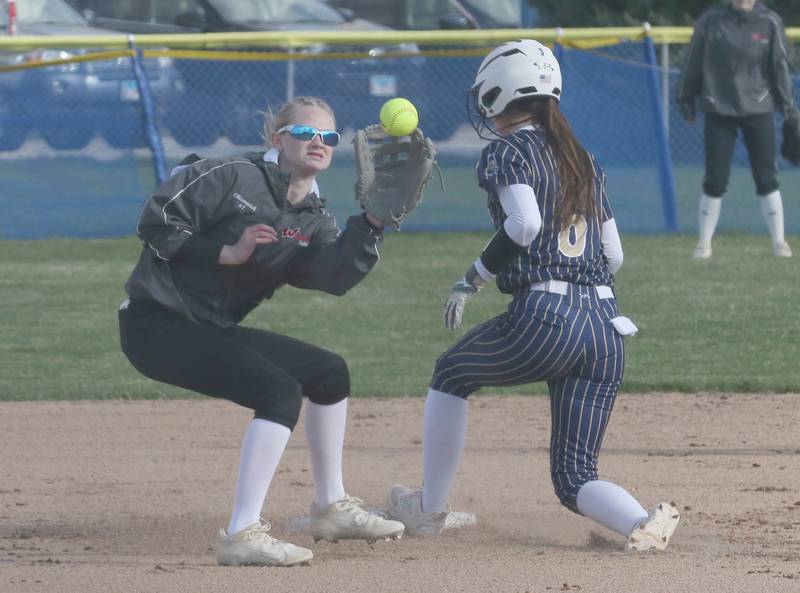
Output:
[479, 225, 527, 275]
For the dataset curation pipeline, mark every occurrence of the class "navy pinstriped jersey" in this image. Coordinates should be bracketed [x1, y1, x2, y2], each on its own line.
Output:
[476, 127, 615, 294]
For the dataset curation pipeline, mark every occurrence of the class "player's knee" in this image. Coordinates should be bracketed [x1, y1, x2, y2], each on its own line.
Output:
[756, 179, 779, 196]
[430, 354, 472, 399]
[306, 352, 350, 405]
[702, 179, 726, 198]
[254, 381, 304, 430]
[551, 472, 594, 514]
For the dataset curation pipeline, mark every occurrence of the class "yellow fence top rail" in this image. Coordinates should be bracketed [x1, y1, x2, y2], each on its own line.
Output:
[0, 25, 798, 52]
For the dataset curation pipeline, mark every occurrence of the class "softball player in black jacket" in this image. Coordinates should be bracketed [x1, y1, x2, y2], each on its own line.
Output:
[119, 96, 403, 567]
[386, 41, 680, 551]
[678, 0, 795, 258]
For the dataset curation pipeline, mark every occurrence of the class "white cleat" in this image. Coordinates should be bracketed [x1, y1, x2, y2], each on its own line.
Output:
[215, 520, 313, 567]
[773, 241, 793, 257]
[692, 244, 712, 259]
[385, 484, 448, 536]
[310, 494, 405, 543]
[625, 502, 681, 552]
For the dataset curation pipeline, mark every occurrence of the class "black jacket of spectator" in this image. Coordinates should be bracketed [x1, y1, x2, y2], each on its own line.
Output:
[677, 1, 794, 118]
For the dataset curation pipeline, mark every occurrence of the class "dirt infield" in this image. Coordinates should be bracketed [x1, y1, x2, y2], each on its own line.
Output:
[2, 393, 800, 593]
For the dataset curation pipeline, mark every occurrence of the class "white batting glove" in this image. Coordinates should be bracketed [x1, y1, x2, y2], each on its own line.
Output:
[443, 262, 490, 330]
[443, 279, 477, 330]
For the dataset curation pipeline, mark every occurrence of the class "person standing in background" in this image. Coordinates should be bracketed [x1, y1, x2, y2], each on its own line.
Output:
[677, 0, 796, 259]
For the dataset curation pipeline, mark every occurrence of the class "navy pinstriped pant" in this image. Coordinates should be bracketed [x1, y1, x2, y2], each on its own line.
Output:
[430, 283, 626, 513]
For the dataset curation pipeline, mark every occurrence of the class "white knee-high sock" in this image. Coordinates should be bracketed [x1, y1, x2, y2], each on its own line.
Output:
[759, 190, 786, 245]
[698, 194, 722, 247]
[304, 399, 347, 507]
[227, 418, 291, 535]
[422, 389, 469, 513]
[576, 480, 649, 537]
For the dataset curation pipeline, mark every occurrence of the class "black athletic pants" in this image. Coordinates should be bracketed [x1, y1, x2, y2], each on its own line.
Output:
[119, 299, 349, 430]
[703, 112, 778, 197]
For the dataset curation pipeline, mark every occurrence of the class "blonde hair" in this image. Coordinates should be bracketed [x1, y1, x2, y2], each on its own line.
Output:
[262, 96, 336, 146]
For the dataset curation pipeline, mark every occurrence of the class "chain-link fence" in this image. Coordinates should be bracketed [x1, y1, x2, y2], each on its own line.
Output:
[1, 30, 798, 238]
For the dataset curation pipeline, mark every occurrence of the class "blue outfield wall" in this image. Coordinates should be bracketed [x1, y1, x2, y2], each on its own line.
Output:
[1, 41, 798, 239]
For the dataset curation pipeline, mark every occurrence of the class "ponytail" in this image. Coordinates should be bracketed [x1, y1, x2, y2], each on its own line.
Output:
[524, 98, 596, 230]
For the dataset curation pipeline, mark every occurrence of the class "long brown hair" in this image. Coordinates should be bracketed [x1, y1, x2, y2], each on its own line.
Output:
[513, 97, 596, 230]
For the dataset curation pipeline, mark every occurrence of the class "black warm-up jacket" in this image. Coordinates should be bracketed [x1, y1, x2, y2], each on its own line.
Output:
[124, 152, 383, 328]
[677, 2, 795, 117]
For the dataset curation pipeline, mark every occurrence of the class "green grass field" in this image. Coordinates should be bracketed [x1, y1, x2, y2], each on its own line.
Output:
[0, 232, 797, 401]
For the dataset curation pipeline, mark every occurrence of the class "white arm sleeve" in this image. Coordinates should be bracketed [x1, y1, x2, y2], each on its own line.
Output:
[601, 218, 623, 274]
[498, 184, 542, 246]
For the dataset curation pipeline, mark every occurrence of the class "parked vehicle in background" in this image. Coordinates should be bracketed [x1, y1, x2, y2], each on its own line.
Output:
[321, 0, 542, 143]
[66, 0, 442, 146]
[0, 0, 182, 150]
[324, 0, 526, 30]
[316, 0, 533, 140]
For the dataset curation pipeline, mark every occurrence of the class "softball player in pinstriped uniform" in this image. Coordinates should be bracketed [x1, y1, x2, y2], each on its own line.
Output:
[387, 40, 680, 551]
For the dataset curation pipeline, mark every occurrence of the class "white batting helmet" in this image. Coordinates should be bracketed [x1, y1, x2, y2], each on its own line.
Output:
[471, 39, 562, 118]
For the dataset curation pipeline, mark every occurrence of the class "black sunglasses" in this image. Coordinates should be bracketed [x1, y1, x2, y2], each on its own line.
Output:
[277, 124, 340, 147]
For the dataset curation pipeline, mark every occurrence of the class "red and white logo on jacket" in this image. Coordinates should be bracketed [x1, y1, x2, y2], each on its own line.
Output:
[282, 227, 311, 246]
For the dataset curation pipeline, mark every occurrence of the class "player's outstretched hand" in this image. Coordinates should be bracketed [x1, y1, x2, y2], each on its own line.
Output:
[219, 224, 278, 265]
[354, 125, 436, 230]
[443, 263, 490, 330]
[443, 278, 477, 330]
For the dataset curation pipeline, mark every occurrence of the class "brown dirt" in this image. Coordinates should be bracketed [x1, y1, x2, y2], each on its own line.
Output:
[2, 393, 800, 593]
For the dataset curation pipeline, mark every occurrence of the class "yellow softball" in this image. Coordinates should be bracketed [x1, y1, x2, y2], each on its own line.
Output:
[379, 97, 419, 137]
